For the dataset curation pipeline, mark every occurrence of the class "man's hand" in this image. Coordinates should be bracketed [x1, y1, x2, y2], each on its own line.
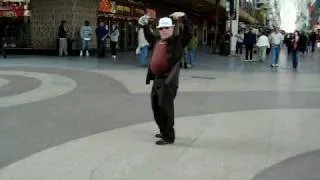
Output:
[169, 12, 185, 20]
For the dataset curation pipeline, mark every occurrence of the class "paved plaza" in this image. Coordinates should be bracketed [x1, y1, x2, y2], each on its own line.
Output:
[0, 50, 320, 179]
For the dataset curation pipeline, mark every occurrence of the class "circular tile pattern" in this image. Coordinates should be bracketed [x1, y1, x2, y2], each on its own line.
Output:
[0, 77, 10, 88]
[0, 71, 77, 108]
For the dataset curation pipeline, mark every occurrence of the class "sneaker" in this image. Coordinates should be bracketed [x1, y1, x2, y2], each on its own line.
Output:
[80, 51, 83, 57]
[112, 55, 116, 61]
[275, 64, 279, 67]
[86, 50, 90, 57]
[271, 64, 275, 67]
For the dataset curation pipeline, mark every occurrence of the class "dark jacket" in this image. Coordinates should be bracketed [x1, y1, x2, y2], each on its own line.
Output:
[243, 31, 257, 45]
[144, 16, 191, 92]
[58, 25, 67, 38]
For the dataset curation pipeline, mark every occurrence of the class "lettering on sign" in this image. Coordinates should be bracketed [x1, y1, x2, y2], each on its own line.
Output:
[116, 5, 131, 13]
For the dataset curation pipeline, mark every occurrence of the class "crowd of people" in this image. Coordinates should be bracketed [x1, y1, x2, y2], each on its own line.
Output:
[232, 27, 320, 69]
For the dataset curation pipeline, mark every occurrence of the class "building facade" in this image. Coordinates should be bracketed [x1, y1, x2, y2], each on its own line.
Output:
[0, 0, 258, 51]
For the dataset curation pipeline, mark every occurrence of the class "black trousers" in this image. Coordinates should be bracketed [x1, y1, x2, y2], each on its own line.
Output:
[110, 41, 117, 56]
[151, 77, 176, 142]
[236, 42, 243, 54]
[311, 41, 316, 52]
[245, 44, 254, 60]
[0, 39, 7, 58]
[97, 40, 105, 58]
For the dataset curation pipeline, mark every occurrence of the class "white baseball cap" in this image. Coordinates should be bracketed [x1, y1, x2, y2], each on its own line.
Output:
[157, 17, 175, 29]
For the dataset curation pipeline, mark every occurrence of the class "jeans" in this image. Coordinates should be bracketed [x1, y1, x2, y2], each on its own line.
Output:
[139, 46, 149, 66]
[272, 45, 280, 65]
[292, 51, 299, 68]
[186, 48, 195, 65]
[236, 42, 243, 54]
[82, 40, 90, 51]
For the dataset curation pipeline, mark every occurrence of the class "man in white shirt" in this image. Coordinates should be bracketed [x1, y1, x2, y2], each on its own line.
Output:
[269, 28, 283, 67]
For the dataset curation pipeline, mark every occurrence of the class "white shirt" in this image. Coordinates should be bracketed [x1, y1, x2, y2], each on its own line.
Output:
[269, 32, 283, 45]
[138, 28, 149, 48]
[256, 35, 270, 48]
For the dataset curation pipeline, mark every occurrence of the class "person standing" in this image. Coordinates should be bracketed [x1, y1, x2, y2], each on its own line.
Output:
[186, 35, 198, 67]
[144, 12, 191, 145]
[309, 30, 317, 53]
[269, 27, 283, 67]
[243, 28, 256, 61]
[109, 23, 120, 61]
[235, 30, 244, 56]
[95, 21, 108, 58]
[58, 20, 69, 56]
[137, 14, 151, 67]
[80, 20, 92, 57]
[256, 32, 270, 62]
[0, 26, 7, 58]
[292, 30, 301, 69]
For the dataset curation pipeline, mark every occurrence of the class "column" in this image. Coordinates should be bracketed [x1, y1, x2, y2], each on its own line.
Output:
[31, 0, 98, 50]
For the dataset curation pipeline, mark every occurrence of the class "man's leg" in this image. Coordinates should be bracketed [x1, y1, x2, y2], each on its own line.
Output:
[261, 46, 267, 61]
[312, 41, 315, 52]
[156, 82, 176, 145]
[245, 45, 249, 60]
[276, 46, 280, 65]
[151, 79, 165, 137]
[249, 45, 253, 60]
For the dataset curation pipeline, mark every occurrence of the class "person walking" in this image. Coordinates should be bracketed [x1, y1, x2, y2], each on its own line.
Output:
[269, 27, 283, 67]
[144, 12, 191, 145]
[186, 35, 198, 67]
[243, 28, 257, 61]
[109, 23, 120, 61]
[256, 32, 270, 62]
[292, 30, 301, 69]
[80, 20, 92, 57]
[309, 30, 317, 53]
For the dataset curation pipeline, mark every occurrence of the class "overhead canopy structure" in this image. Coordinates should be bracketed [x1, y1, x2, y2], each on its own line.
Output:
[141, 0, 258, 24]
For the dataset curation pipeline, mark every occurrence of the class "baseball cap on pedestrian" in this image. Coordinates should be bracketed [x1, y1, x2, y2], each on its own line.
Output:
[157, 17, 175, 29]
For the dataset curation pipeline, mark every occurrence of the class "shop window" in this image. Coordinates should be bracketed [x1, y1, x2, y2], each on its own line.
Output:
[0, 0, 31, 48]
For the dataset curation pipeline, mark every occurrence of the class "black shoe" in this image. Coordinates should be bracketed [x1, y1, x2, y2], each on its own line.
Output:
[155, 134, 162, 138]
[155, 139, 174, 145]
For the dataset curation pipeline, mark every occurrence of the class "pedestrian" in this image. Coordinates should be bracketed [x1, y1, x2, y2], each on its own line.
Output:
[256, 31, 270, 62]
[269, 27, 283, 67]
[137, 13, 151, 67]
[109, 22, 120, 61]
[292, 30, 301, 69]
[309, 30, 317, 52]
[80, 20, 93, 57]
[235, 30, 244, 56]
[243, 28, 257, 61]
[186, 35, 198, 67]
[0, 27, 7, 58]
[144, 12, 191, 145]
[58, 20, 69, 56]
[95, 21, 108, 58]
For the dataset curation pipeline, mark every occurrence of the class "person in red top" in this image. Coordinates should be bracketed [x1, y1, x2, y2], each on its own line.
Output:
[142, 12, 191, 145]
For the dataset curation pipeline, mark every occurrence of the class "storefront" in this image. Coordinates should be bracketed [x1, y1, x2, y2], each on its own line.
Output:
[98, 0, 156, 51]
[0, 0, 31, 48]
